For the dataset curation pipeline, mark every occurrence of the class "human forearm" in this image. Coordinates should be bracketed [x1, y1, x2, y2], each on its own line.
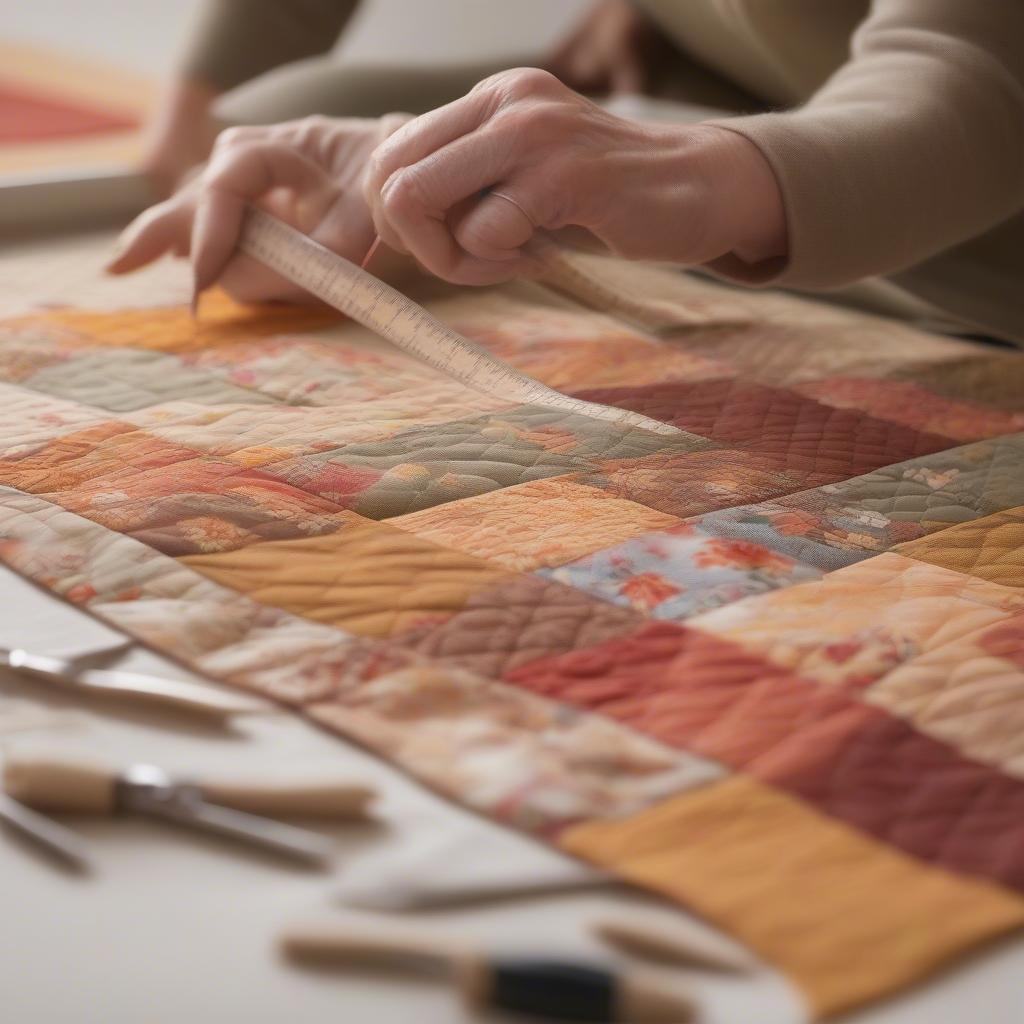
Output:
[705, 0, 1024, 289]
[181, 0, 362, 94]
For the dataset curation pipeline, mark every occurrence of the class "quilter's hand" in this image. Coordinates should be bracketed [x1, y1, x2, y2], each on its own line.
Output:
[363, 68, 787, 286]
[109, 113, 412, 304]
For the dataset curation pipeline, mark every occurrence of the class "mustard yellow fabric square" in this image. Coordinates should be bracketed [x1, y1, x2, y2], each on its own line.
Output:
[182, 519, 514, 638]
[560, 776, 1024, 1017]
[894, 506, 1024, 588]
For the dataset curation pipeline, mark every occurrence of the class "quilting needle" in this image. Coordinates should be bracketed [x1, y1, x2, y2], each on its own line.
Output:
[360, 234, 383, 270]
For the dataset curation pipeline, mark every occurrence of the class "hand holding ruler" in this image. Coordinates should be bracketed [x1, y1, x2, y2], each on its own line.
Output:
[238, 207, 681, 437]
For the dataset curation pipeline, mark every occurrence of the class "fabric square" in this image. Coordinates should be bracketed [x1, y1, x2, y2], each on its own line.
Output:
[0, 323, 80, 382]
[560, 777, 1024, 1018]
[578, 447, 822, 519]
[896, 353, 1024, 412]
[693, 552, 1024, 689]
[269, 405, 695, 520]
[396, 574, 643, 679]
[0, 425, 347, 556]
[539, 521, 822, 619]
[310, 663, 722, 835]
[124, 399, 480, 465]
[867, 609, 1024, 778]
[749, 702, 1024, 890]
[0, 381, 109, 459]
[894, 506, 1024, 588]
[0, 422, 179, 493]
[693, 432, 1024, 567]
[390, 476, 683, 571]
[797, 377, 1024, 443]
[573, 378, 955, 480]
[181, 333, 447, 406]
[448, 294, 731, 390]
[16, 290, 338, 354]
[182, 520, 515, 639]
[682, 311, 976, 387]
[506, 620, 824, 755]
[21, 346, 279, 412]
[45, 455, 331, 521]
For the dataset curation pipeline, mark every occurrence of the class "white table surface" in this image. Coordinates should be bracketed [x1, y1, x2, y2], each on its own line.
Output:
[1, 231, 1021, 1024]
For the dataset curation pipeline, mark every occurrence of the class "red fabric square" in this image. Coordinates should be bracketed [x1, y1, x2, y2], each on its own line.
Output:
[575, 380, 954, 481]
[507, 620, 1024, 890]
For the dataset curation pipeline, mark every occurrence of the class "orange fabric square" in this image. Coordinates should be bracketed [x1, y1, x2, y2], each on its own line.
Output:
[390, 477, 683, 571]
[894, 506, 1024, 588]
[16, 290, 338, 354]
[560, 777, 1024, 1018]
[182, 521, 514, 638]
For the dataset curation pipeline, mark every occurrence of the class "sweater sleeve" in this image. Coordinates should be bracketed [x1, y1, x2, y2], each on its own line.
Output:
[705, 0, 1024, 289]
[179, 0, 361, 94]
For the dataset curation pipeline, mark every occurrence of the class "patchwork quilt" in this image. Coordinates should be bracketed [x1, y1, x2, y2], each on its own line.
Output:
[2, 252, 1023, 1018]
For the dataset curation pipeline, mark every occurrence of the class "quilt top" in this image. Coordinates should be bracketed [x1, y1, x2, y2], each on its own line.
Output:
[1, 252, 1023, 1017]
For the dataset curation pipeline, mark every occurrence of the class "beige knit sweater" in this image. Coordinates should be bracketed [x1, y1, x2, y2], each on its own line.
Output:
[182, 0, 1024, 345]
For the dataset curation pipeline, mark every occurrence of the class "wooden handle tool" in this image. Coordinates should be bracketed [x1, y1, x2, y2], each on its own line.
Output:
[197, 777, 375, 818]
[3, 752, 375, 818]
[281, 922, 696, 1023]
[592, 912, 754, 974]
[4, 753, 115, 814]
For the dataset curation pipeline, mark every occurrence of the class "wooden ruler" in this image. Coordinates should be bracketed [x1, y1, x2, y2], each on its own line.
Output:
[239, 207, 681, 437]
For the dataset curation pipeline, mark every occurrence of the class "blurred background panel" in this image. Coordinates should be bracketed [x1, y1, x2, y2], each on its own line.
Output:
[2, 0, 590, 71]
[0, 0, 587, 224]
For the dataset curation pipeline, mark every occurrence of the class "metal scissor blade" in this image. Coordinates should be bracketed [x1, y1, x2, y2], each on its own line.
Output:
[2, 647, 273, 720]
[0, 793, 90, 870]
[129, 787, 335, 867]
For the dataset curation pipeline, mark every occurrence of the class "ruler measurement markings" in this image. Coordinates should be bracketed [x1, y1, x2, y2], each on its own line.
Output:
[238, 208, 681, 438]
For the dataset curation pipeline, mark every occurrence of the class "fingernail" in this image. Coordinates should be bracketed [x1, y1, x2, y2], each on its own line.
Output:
[380, 173, 402, 206]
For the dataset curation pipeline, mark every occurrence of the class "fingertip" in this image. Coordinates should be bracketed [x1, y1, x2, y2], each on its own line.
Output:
[189, 189, 246, 302]
[103, 243, 145, 276]
[104, 200, 181, 275]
